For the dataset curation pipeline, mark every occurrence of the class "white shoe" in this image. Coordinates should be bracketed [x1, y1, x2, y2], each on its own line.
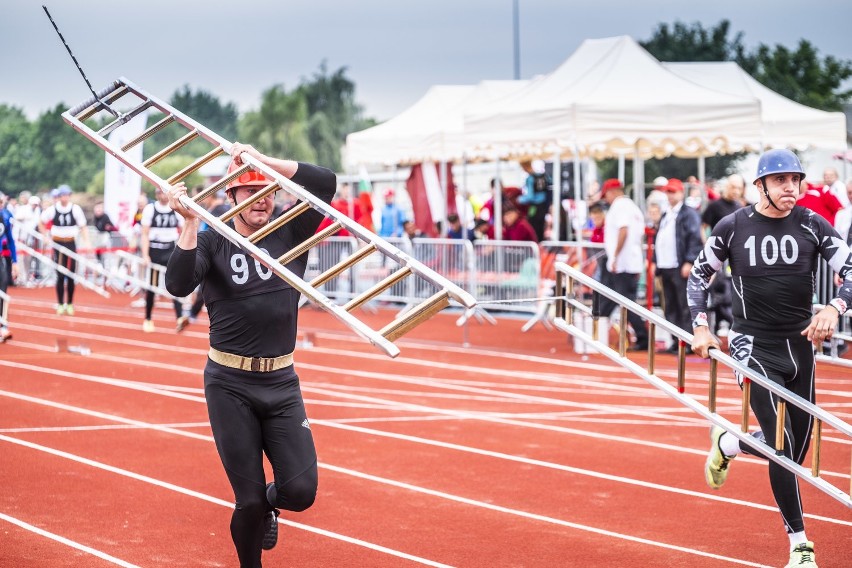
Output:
[786, 541, 817, 567]
[142, 320, 155, 333]
[705, 425, 735, 489]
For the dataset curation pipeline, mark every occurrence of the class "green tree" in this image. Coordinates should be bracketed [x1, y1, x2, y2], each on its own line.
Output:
[30, 104, 104, 194]
[147, 86, 240, 161]
[238, 85, 317, 163]
[0, 105, 38, 196]
[295, 62, 376, 171]
[736, 40, 852, 111]
[640, 20, 744, 62]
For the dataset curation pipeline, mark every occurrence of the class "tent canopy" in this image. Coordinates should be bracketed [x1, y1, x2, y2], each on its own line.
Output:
[664, 61, 847, 152]
[344, 80, 528, 168]
[462, 36, 764, 161]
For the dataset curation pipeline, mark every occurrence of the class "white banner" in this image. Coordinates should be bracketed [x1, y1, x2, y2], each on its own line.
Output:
[104, 111, 148, 236]
[421, 161, 445, 222]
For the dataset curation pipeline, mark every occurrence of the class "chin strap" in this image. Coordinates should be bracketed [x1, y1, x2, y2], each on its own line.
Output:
[228, 189, 264, 230]
[759, 177, 783, 212]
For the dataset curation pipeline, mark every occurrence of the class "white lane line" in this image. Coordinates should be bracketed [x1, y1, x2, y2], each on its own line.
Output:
[315, 418, 852, 528]
[0, 511, 139, 567]
[0, 422, 210, 433]
[0, 345, 727, 429]
[8, 318, 655, 396]
[17, 300, 852, 389]
[0, 389, 211, 441]
[3, 355, 850, 474]
[2, 388, 849, 526]
[319, 463, 773, 568]
[0, 434, 454, 568]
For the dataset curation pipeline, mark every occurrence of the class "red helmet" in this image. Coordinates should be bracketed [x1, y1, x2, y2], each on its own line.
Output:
[225, 157, 271, 190]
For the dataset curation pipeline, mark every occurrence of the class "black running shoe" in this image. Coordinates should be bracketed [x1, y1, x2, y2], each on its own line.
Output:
[262, 508, 280, 550]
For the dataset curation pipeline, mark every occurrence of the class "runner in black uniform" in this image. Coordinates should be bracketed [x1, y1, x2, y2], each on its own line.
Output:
[688, 149, 852, 568]
[165, 143, 335, 568]
[39, 185, 90, 315]
[140, 187, 185, 333]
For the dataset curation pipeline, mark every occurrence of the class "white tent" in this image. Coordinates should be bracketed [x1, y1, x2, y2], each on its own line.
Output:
[462, 36, 764, 161]
[664, 61, 847, 152]
[344, 80, 528, 168]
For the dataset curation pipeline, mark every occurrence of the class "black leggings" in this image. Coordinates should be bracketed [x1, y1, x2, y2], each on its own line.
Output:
[53, 243, 77, 305]
[728, 331, 815, 534]
[145, 245, 182, 320]
[204, 360, 318, 568]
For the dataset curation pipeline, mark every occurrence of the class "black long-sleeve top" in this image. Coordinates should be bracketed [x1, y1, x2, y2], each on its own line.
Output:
[166, 162, 336, 357]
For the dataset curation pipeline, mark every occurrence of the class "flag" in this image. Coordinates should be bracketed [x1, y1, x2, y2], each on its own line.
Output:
[406, 162, 457, 237]
[104, 111, 148, 235]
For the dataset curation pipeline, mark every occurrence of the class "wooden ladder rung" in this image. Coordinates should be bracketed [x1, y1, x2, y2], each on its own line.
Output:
[277, 222, 342, 266]
[311, 244, 377, 288]
[219, 182, 281, 223]
[168, 147, 227, 185]
[344, 267, 412, 312]
[380, 291, 450, 341]
[248, 201, 310, 243]
[193, 163, 253, 203]
[122, 115, 176, 152]
[75, 84, 129, 121]
[143, 129, 199, 168]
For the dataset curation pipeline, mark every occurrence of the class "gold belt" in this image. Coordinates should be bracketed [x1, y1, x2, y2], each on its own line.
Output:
[208, 346, 293, 372]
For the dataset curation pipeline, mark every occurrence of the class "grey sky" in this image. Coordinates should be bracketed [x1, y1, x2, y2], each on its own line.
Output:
[3, 0, 851, 123]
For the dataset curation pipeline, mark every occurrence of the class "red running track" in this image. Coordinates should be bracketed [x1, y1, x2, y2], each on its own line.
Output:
[0, 287, 850, 567]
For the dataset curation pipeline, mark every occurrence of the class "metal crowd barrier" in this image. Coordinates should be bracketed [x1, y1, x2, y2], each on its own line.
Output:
[552, 261, 852, 509]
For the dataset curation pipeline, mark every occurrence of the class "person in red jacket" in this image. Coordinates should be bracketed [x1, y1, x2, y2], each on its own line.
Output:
[487, 202, 537, 241]
[797, 180, 842, 226]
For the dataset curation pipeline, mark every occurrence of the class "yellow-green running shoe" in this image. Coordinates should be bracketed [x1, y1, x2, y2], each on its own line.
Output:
[705, 425, 735, 489]
[786, 542, 816, 567]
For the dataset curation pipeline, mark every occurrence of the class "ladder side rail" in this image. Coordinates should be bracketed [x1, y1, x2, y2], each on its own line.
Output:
[14, 240, 109, 298]
[18, 226, 113, 295]
[549, 312, 852, 508]
[177, 195, 399, 358]
[113, 250, 183, 298]
[69, 78, 475, 311]
[19, 226, 160, 298]
[555, 262, 852, 438]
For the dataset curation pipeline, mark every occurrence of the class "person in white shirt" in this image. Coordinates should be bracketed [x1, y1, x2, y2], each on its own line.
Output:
[593, 178, 649, 351]
[39, 185, 89, 315]
[823, 167, 848, 208]
[140, 187, 185, 333]
[832, 179, 852, 243]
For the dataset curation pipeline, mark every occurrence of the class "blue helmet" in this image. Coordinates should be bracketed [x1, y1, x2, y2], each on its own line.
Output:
[753, 149, 805, 185]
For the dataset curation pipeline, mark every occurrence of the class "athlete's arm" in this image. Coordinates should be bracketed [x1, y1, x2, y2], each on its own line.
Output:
[687, 216, 732, 357]
[802, 216, 852, 345]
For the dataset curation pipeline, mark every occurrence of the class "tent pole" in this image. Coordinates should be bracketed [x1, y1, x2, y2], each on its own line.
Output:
[618, 152, 625, 184]
[573, 144, 582, 244]
[698, 154, 706, 186]
[494, 157, 503, 240]
[439, 159, 448, 237]
[633, 142, 645, 210]
[552, 151, 561, 241]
